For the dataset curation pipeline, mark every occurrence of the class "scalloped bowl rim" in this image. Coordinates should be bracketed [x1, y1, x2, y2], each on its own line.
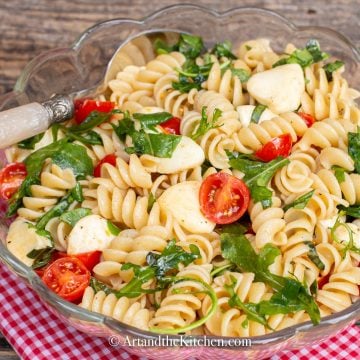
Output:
[0, 3, 359, 350]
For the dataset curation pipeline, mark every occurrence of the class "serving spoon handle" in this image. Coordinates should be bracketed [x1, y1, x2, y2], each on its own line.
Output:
[0, 95, 73, 149]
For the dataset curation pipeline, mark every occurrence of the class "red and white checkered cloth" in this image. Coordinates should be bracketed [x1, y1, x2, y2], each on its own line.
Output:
[0, 260, 359, 360]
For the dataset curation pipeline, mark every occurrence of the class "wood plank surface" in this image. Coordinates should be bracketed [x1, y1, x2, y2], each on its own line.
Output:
[0, 0, 359, 358]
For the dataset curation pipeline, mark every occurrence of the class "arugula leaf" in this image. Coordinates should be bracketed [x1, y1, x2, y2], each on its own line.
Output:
[178, 34, 204, 59]
[220, 233, 320, 324]
[154, 38, 177, 55]
[251, 105, 267, 124]
[215, 222, 248, 235]
[90, 277, 115, 295]
[331, 166, 346, 183]
[229, 154, 289, 208]
[211, 40, 236, 59]
[107, 220, 121, 236]
[231, 68, 251, 83]
[224, 275, 269, 328]
[331, 217, 360, 256]
[323, 60, 344, 81]
[304, 241, 325, 270]
[126, 132, 182, 158]
[65, 130, 103, 145]
[133, 112, 172, 130]
[36, 183, 83, 230]
[59, 208, 91, 227]
[191, 107, 222, 140]
[7, 139, 92, 216]
[338, 204, 360, 218]
[111, 116, 135, 142]
[348, 127, 360, 174]
[146, 240, 200, 278]
[283, 190, 315, 212]
[27, 246, 55, 270]
[18, 133, 45, 149]
[273, 39, 328, 68]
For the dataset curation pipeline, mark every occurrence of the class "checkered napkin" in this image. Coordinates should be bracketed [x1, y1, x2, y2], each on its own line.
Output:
[0, 261, 359, 360]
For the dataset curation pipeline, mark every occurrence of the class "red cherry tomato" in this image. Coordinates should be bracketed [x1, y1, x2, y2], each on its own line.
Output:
[42, 257, 90, 302]
[160, 117, 181, 135]
[0, 163, 27, 200]
[318, 273, 331, 290]
[73, 251, 102, 271]
[298, 112, 315, 127]
[199, 173, 250, 224]
[255, 133, 292, 162]
[94, 154, 117, 177]
[74, 99, 115, 124]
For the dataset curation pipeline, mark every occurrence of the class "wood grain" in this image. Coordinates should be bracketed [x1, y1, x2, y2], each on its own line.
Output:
[0, 0, 359, 358]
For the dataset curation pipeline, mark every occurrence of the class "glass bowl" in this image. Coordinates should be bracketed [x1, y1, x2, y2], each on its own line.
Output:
[0, 4, 359, 359]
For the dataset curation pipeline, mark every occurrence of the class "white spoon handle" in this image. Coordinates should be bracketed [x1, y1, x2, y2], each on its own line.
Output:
[0, 95, 73, 149]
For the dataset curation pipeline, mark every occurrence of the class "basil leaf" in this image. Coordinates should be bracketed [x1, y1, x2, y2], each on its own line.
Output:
[338, 204, 360, 218]
[107, 220, 121, 236]
[18, 133, 45, 149]
[178, 34, 203, 59]
[65, 130, 103, 145]
[133, 112, 172, 130]
[348, 127, 360, 174]
[215, 222, 248, 235]
[111, 117, 135, 141]
[90, 277, 116, 295]
[211, 40, 236, 59]
[283, 190, 315, 212]
[323, 60, 344, 81]
[127, 132, 182, 158]
[191, 107, 222, 140]
[304, 241, 325, 270]
[60, 208, 91, 227]
[305, 39, 329, 62]
[251, 105, 267, 124]
[27, 247, 55, 270]
[231, 68, 251, 83]
[220, 233, 320, 324]
[67, 110, 114, 133]
[332, 166, 346, 183]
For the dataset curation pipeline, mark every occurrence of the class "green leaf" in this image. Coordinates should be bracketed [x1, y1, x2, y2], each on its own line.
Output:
[18, 132, 45, 149]
[338, 204, 360, 218]
[36, 183, 83, 230]
[231, 68, 251, 83]
[133, 112, 172, 130]
[273, 39, 328, 69]
[51, 142, 93, 179]
[191, 107, 222, 140]
[220, 233, 320, 324]
[60, 208, 92, 227]
[348, 127, 360, 174]
[283, 190, 315, 211]
[304, 241, 325, 270]
[211, 40, 236, 59]
[323, 60, 344, 81]
[65, 130, 103, 145]
[67, 110, 114, 133]
[147, 192, 156, 212]
[90, 277, 117, 295]
[178, 34, 203, 59]
[107, 220, 121, 236]
[229, 154, 289, 207]
[154, 38, 177, 55]
[127, 132, 182, 158]
[332, 166, 346, 183]
[251, 105, 267, 124]
[215, 222, 248, 235]
[331, 217, 360, 256]
[27, 246, 55, 270]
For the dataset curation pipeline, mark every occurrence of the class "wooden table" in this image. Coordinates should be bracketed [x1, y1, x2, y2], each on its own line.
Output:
[0, 0, 359, 358]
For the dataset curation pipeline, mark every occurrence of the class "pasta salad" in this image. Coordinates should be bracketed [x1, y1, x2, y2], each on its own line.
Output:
[2, 34, 360, 336]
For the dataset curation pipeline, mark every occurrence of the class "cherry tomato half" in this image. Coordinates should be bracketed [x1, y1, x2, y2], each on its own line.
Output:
[199, 173, 250, 224]
[298, 112, 315, 128]
[255, 133, 292, 162]
[160, 117, 181, 135]
[74, 251, 102, 271]
[0, 163, 27, 200]
[42, 257, 90, 302]
[318, 273, 331, 290]
[74, 99, 115, 124]
[94, 154, 117, 177]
